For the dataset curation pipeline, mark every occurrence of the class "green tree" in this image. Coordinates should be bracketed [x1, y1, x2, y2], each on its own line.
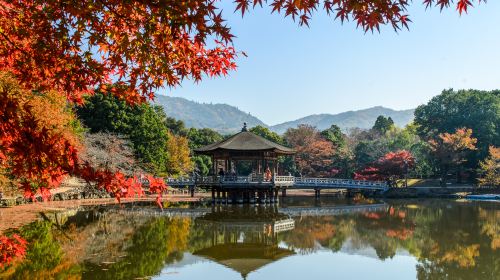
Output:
[414, 89, 500, 168]
[187, 128, 223, 150]
[372, 115, 395, 134]
[186, 128, 223, 175]
[321, 125, 346, 149]
[249, 125, 285, 145]
[77, 92, 169, 175]
[164, 116, 189, 137]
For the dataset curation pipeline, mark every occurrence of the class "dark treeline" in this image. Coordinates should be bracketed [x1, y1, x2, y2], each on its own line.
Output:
[75, 89, 499, 187]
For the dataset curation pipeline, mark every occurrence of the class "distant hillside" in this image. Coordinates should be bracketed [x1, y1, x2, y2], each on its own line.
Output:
[270, 106, 415, 134]
[153, 95, 266, 134]
[153, 96, 414, 135]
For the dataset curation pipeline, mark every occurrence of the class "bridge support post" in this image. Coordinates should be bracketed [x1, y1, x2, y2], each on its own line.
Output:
[281, 188, 287, 197]
[249, 191, 256, 204]
[274, 189, 279, 204]
[211, 187, 215, 204]
[216, 189, 221, 204]
[222, 191, 227, 204]
[190, 186, 195, 198]
[314, 189, 321, 198]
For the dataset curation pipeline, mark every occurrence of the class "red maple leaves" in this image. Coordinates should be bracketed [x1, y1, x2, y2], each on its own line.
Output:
[355, 150, 415, 181]
[234, 0, 482, 32]
[78, 165, 167, 208]
[0, 234, 27, 268]
[0, 73, 80, 200]
[423, 0, 479, 15]
[0, 1, 237, 104]
[0, 73, 168, 203]
[0, 1, 482, 205]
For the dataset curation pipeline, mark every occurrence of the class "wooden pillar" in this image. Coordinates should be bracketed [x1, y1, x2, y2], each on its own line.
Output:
[211, 187, 215, 203]
[314, 189, 321, 198]
[190, 186, 195, 197]
[274, 189, 279, 203]
[282, 188, 287, 197]
[217, 189, 221, 204]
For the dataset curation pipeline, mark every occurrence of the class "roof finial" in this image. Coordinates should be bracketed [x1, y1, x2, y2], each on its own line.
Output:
[241, 122, 248, 132]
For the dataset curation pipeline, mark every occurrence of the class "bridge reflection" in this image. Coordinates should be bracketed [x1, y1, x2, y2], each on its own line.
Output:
[108, 203, 389, 218]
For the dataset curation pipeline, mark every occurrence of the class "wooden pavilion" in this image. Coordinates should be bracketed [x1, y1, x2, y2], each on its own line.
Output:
[193, 123, 296, 204]
[193, 206, 295, 279]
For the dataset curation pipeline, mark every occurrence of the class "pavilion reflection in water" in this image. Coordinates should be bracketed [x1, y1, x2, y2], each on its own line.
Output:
[193, 206, 295, 279]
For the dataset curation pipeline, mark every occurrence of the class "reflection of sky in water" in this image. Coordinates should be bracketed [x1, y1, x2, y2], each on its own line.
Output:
[3, 199, 499, 280]
[156, 251, 417, 280]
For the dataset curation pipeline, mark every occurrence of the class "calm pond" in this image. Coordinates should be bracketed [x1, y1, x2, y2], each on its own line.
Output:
[1, 198, 499, 280]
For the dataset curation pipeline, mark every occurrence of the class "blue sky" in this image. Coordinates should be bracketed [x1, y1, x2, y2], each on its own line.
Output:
[161, 2, 500, 125]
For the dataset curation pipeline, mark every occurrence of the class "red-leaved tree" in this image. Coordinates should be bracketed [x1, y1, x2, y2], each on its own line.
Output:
[284, 125, 335, 176]
[0, 234, 27, 268]
[355, 150, 415, 183]
[0, 1, 482, 197]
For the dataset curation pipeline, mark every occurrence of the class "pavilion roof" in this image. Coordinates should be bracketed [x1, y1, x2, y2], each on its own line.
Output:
[193, 131, 295, 156]
[193, 243, 295, 278]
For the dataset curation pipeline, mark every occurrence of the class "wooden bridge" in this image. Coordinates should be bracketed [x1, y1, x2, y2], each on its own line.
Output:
[165, 175, 388, 192]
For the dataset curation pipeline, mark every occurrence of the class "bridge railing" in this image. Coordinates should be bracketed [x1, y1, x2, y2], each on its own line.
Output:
[165, 175, 388, 189]
[294, 177, 387, 189]
[273, 175, 295, 186]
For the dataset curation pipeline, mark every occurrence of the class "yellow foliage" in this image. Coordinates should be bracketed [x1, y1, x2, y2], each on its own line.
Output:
[478, 146, 500, 187]
[165, 132, 193, 176]
[27, 91, 81, 149]
[164, 217, 191, 253]
[440, 244, 480, 268]
[479, 208, 500, 250]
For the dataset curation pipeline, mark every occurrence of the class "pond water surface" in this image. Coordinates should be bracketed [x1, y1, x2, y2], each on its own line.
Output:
[1, 198, 499, 280]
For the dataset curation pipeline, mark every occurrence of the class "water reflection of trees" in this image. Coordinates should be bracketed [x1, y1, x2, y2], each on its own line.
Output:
[282, 201, 500, 280]
[1, 202, 499, 280]
[83, 216, 191, 280]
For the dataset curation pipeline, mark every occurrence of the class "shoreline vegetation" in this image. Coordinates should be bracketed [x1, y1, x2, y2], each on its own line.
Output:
[2, 180, 499, 235]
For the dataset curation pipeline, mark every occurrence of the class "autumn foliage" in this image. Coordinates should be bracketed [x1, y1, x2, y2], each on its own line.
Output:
[478, 146, 500, 187]
[429, 128, 477, 183]
[0, 73, 167, 202]
[234, 0, 480, 31]
[355, 150, 415, 181]
[0, 0, 237, 103]
[165, 132, 193, 176]
[284, 125, 335, 176]
[0, 234, 27, 268]
[0, 73, 80, 199]
[0, 0, 481, 105]
[0, 1, 485, 197]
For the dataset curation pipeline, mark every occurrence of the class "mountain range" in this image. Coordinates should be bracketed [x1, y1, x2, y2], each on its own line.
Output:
[154, 95, 415, 135]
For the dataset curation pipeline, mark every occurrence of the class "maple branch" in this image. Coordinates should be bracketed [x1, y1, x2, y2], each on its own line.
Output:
[0, 30, 29, 57]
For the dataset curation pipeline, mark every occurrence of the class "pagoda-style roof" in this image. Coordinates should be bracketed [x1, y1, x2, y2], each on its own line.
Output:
[193, 243, 295, 278]
[194, 130, 295, 156]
